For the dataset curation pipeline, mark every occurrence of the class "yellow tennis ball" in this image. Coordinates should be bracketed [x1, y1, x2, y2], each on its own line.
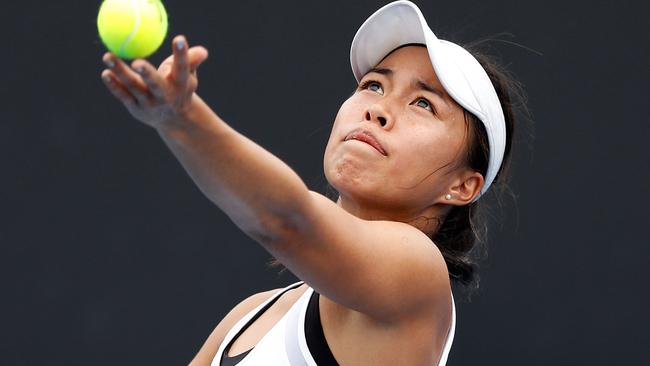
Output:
[97, 0, 168, 60]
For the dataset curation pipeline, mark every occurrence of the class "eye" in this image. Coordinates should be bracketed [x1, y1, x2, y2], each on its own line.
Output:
[414, 97, 434, 113]
[359, 80, 384, 95]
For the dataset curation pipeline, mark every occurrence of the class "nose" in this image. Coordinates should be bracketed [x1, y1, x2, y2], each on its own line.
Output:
[365, 103, 391, 128]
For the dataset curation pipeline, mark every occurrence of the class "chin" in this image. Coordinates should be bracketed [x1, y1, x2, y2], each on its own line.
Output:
[324, 164, 383, 204]
[323, 139, 390, 202]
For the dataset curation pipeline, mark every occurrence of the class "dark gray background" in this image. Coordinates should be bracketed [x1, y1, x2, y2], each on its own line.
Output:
[1, 0, 648, 365]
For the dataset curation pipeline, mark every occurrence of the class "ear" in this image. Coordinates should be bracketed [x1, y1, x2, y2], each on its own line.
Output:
[446, 171, 484, 206]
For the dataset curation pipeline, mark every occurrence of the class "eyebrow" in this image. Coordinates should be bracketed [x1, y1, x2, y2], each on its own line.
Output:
[365, 67, 449, 107]
[366, 67, 393, 76]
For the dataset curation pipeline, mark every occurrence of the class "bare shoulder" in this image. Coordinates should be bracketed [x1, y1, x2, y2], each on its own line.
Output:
[187, 287, 282, 366]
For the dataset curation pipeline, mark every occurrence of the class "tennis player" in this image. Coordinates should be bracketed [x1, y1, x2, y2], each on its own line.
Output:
[100, 1, 520, 365]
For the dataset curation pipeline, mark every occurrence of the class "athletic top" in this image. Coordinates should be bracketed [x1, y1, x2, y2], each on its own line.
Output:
[211, 281, 456, 366]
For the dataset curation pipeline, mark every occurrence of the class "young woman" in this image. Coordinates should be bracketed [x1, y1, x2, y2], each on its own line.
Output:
[100, 1, 518, 365]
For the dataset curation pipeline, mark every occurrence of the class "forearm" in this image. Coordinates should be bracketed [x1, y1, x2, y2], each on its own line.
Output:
[156, 93, 311, 240]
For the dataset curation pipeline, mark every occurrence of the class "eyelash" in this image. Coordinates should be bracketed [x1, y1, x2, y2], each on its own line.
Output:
[358, 79, 436, 114]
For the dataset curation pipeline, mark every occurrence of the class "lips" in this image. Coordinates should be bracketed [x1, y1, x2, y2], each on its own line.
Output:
[344, 129, 387, 156]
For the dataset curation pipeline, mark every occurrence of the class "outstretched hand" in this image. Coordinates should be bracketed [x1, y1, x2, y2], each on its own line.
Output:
[101, 35, 209, 130]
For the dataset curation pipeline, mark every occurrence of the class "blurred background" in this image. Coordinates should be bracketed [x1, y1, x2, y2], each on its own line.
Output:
[1, 0, 648, 364]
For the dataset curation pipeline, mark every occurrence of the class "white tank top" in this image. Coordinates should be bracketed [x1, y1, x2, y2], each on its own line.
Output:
[211, 281, 456, 366]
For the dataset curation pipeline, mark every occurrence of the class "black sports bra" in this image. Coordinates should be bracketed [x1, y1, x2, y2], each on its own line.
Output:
[220, 288, 339, 366]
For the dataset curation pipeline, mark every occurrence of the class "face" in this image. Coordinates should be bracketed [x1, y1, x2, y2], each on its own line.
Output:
[324, 46, 476, 218]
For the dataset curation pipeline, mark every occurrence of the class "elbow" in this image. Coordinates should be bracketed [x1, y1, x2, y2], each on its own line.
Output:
[243, 211, 308, 247]
[241, 190, 315, 247]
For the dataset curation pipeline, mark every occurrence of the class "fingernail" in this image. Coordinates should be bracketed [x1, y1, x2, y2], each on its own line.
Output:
[102, 75, 111, 83]
[135, 66, 144, 74]
[175, 39, 185, 51]
[104, 58, 115, 68]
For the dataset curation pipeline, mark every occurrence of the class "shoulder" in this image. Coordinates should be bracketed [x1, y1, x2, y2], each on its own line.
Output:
[187, 286, 283, 366]
[364, 220, 453, 321]
[295, 192, 452, 322]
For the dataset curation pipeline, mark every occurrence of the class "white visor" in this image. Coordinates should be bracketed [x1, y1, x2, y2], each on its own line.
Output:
[350, 0, 506, 202]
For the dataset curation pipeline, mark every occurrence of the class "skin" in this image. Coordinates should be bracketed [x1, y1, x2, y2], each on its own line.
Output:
[100, 36, 485, 366]
[325, 45, 484, 234]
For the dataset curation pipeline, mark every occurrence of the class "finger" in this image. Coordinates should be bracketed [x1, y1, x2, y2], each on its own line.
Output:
[187, 46, 209, 74]
[103, 53, 151, 106]
[171, 35, 189, 87]
[101, 70, 137, 107]
[131, 59, 167, 101]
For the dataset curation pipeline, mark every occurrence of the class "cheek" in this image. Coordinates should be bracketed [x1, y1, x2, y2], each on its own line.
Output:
[323, 96, 368, 167]
[335, 97, 365, 122]
[327, 99, 358, 140]
[386, 128, 458, 185]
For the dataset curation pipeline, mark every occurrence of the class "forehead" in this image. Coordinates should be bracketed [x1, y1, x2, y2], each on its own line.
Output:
[374, 46, 442, 88]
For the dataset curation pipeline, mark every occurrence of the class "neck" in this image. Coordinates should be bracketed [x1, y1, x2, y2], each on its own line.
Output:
[335, 195, 450, 237]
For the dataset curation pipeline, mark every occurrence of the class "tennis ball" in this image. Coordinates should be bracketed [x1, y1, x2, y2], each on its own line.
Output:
[97, 0, 168, 60]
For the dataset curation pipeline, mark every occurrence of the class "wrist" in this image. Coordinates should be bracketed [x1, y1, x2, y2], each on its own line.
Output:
[155, 94, 230, 143]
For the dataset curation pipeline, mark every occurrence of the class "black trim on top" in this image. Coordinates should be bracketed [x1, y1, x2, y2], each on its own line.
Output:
[219, 282, 303, 366]
[220, 348, 251, 366]
[305, 290, 341, 366]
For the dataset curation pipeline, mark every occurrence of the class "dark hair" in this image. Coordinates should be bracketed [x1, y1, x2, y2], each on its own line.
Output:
[433, 41, 529, 298]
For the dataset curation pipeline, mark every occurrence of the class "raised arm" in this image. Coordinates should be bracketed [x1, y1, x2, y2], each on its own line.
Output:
[101, 35, 450, 323]
[101, 35, 311, 239]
